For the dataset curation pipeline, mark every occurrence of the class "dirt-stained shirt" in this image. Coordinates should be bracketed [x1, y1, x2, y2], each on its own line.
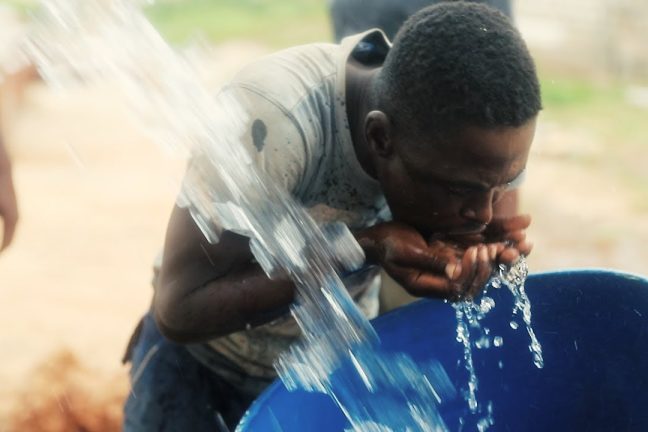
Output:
[181, 30, 393, 394]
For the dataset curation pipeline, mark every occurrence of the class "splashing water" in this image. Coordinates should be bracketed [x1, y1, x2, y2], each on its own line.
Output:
[23, 1, 454, 430]
[453, 295, 495, 428]
[453, 257, 543, 430]
[498, 258, 544, 369]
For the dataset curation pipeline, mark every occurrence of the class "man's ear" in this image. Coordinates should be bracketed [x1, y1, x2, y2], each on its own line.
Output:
[365, 110, 394, 158]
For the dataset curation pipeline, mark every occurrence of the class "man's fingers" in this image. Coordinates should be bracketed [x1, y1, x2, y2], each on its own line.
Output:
[504, 230, 526, 243]
[466, 245, 492, 299]
[498, 247, 520, 265]
[517, 240, 533, 256]
[391, 266, 455, 299]
[501, 214, 532, 231]
[486, 214, 532, 237]
[390, 242, 456, 274]
[492, 232, 533, 265]
[452, 246, 478, 298]
[387, 240, 516, 301]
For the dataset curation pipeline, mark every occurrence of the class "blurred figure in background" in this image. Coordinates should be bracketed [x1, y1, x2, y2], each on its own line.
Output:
[0, 130, 18, 253]
[330, 0, 512, 42]
[0, 5, 23, 255]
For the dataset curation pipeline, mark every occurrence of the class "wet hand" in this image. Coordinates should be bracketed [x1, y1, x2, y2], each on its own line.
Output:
[440, 215, 534, 299]
[482, 214, 533, 265]
[355, 222, 468, 300]
[447, 244, 496, 301]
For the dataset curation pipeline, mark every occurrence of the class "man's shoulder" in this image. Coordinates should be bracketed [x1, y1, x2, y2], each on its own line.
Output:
[228, 42, 340, 111]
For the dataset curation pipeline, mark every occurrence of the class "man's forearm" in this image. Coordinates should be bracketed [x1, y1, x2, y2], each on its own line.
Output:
[154, 262, 295, 344]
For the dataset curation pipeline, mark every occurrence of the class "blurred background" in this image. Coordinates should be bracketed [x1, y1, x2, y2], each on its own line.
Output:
[0, 0, 646, 430]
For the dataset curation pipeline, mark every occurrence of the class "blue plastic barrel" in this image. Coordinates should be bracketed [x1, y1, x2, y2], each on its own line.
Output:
[238, 270, 648, 431]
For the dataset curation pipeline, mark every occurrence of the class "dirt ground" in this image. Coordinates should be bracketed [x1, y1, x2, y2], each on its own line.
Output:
[1, 40, 647, 431]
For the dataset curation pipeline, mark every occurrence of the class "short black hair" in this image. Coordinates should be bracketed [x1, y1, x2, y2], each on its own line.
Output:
[374, 2, 541, 139]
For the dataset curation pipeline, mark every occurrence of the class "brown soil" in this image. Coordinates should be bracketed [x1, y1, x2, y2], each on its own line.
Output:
[5, 350, 126, 432]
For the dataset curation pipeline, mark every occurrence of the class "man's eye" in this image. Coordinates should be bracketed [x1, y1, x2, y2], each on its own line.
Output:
[447, 186, 472, 196]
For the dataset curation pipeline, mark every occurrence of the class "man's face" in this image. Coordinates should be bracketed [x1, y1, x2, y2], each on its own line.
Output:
[374, 118, 536, 239]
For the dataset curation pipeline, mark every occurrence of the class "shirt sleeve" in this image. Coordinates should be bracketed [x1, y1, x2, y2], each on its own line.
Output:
[176, 83, 311, 244]
[182, 83, 309, 198]
[220, 84, 309, 195]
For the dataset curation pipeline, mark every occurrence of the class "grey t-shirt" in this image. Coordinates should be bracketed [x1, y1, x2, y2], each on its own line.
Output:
[183, 30, 392, 391]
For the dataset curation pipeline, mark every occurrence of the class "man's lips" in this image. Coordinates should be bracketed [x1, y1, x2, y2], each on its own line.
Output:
[445, 224, 488, 237]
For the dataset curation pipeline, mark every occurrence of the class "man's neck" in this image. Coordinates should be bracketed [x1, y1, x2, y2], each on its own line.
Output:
[345, 60, 380, 180]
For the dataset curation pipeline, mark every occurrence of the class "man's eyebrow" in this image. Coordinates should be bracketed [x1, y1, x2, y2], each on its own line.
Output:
[446, 169, 526, 191]
[446, 178, 490, 191]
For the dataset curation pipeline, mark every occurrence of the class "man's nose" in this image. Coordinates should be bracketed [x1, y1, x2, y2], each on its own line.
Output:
[460, 191, 494, 225]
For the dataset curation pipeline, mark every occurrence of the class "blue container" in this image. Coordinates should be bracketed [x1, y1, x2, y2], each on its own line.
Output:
[238, 270, 648, 431]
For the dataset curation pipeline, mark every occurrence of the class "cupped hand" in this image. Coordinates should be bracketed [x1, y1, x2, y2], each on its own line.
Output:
[482, 214, 533, 265]
[355, 216, 534, 301]
[355, 222, 474, 300]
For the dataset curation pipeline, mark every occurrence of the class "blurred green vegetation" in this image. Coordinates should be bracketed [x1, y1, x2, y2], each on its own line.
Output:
[0, 0, 34, 13]
[541, 78, 619, 109]
[541, 78, 639, 139]
[0, 0, 331, 47]
[145, 0, 331, 48]
[541, 76, 648, 208]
